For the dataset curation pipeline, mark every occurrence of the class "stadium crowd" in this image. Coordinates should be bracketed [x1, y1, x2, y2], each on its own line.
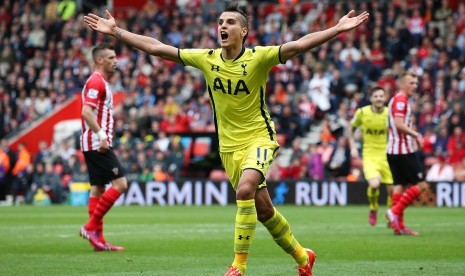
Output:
[1, 0, 465, 204]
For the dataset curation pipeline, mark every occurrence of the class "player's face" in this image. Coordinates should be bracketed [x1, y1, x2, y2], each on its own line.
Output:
[218, 12, 246, 49]
[370, 89, 386, 108]
[99, 49, 117, 76]
[402, 75, 418, 96]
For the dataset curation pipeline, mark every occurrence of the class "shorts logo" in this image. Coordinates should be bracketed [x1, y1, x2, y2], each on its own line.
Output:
[88, 89, 98, 99]
[417, 172, 423, 179]
[112, 168, 119, 175]
[396, 102, 405, 110]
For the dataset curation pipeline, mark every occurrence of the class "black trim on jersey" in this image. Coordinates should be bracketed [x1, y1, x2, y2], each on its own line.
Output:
[207, 85, 220, 150]
[252, 47, 256, 53]
[260, 87, 274, 141]
[278, 45, 284, 64]
[178, 49, 185, 66]
[220, 46, 246, 62]
[208, 49, 214, 55]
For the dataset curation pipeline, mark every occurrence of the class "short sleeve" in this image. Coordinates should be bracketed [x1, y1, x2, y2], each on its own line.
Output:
[83, 76, 105, 108]
[254, 46, 282, 70]
[179, 49, 211, 69]
[391, 97, 407, 118]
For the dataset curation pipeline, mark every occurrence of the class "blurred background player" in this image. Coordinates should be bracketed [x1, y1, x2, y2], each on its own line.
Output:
[385, 72, 429, 236]
[348, 86, 393, 226]
[79, 43, 128, 251]
[84, 2, 368, 275]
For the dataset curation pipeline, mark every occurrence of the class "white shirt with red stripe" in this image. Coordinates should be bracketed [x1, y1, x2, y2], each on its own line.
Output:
[80, 72, 114, 152]
[387, 92, 415, 154]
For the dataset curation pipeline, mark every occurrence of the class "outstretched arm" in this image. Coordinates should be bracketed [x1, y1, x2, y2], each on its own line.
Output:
[280, 10, 369, 62]
[84, 10, 181, 63]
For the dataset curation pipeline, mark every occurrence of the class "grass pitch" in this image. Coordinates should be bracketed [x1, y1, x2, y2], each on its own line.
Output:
[0, 205, 464, 276]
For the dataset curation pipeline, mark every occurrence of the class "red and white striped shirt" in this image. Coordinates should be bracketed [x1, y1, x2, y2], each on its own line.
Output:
[387, 92, 415, 154]
[80, 72, 114, 152]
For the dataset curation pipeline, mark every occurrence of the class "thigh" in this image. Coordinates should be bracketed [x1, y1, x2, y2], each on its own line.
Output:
[241, 139, 280, 189]
[221, 139, 279, 191]
[387, 153, 423, 186]
[83, 150, 125, 186]
[379, 158, 394, 184]
[362, 155, 380, 181]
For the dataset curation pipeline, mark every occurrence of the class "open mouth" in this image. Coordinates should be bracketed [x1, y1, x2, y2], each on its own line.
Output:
[220, 31, 229, 41]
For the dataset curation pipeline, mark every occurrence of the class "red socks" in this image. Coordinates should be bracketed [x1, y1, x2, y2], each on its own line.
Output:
[392, 186, 421, 216]
[85, 187, 121, 232]
[88, 196, 106, 242]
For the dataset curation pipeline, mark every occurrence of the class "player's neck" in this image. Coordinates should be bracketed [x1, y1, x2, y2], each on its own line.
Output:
[398, 90, 409, 98]
[96, 69, 109, 81]
[371, 105, 384, 113]
[221, 45, 244, 60]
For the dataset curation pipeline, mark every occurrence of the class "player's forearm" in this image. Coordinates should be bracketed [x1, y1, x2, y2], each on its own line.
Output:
[112, 27, 161, 55]
[394, 121, 419, 137]
[82, 106, 101, 133]
[111, 27, 180, 62]
[297, 25, 341, 51]
[347, 127, 357, 151]
[281, 25, 341, 61]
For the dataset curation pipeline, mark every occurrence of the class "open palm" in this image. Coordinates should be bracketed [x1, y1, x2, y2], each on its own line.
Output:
[83, 10, 116, 35]
[337, 10, 369, 32]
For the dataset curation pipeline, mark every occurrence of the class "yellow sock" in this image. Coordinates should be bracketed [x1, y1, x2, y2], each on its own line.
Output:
[386, 194, 392, 208]
[263, 208, 308, 267]
[231, 199, 257, 274]
[367, 187, 379, 211]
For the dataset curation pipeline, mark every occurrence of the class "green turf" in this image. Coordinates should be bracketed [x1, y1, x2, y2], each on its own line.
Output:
[0, 205, 464, 275]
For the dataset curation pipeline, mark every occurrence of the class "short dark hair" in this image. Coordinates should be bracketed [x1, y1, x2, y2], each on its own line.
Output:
[369, 86, 385, 96]
[92, 43, 114, 61]
[224, 2, 249, 44]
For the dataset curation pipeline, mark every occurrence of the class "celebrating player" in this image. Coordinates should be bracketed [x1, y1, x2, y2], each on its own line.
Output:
[348, 86, 393, 226]
[84, 2, 368, 275]
[79, 43, 128, 251]
[385, 72, 429, 236]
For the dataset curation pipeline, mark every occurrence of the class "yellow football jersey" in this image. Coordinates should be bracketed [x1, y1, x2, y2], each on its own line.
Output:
[179, 46, 282, 152]
[351, 105, 389, 156]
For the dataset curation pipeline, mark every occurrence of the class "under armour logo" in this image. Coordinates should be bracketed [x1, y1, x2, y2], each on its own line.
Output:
[211, 65, 220, 71]
[256, 161, 265, 168]
[241, 63, 247, 76]
[112, 168, 119, 175]
[238, 235, 250, 240]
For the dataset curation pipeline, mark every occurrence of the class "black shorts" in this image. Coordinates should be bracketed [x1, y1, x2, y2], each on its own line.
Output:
[83, 150, 126, 186]
[387, 152, 425, 186]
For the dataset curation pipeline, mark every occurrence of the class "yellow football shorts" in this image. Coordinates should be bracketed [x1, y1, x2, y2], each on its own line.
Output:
[220, 139, 280, 191]
[362, 153, 393, 184]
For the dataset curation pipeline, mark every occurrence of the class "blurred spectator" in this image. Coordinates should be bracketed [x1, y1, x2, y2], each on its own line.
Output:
[426, 153, 454, 182]
[12, 143, 31, 179]
[305, 144, 324, 180]
[11, 163, 33, 204]
[34, 140, 52, 165]
[165, 136, 185, 180]
[453, 156, 465, 181]
[326, 136, 351, 179]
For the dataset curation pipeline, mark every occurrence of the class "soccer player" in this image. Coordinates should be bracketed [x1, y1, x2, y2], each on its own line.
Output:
[84, 3, 368, 275]
[79, 43, 128, 251]
[385, 72, 429, 236]
[348, 86, 393, 226]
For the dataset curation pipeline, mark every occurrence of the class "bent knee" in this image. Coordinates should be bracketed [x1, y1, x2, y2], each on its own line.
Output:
[113, 177, 128, 193]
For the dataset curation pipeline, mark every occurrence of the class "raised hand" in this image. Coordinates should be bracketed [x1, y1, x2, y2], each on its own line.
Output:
[84, 10, 117, 36]
[337, 10, 369, 32]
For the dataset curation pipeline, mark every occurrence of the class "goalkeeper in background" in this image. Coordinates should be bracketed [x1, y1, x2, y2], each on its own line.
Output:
[348, 86, 393, 226]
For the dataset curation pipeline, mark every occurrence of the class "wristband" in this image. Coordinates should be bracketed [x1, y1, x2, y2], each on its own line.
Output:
[97, 129, 108, 140]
